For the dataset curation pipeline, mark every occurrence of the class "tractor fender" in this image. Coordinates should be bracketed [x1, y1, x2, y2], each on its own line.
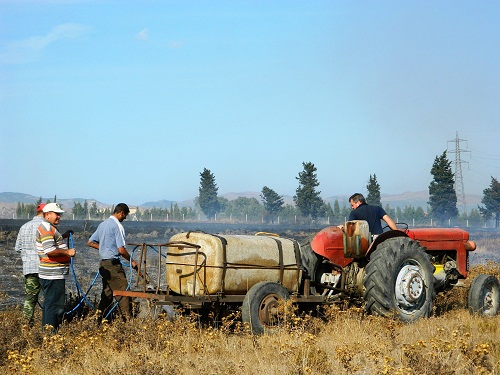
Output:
[366, 230, 409, 259]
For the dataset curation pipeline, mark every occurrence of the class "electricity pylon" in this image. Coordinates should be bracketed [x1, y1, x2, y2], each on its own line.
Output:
[447, 132, 470, 215]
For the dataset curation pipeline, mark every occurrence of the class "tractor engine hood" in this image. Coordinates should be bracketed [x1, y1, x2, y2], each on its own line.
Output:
[406, 228, 476, 251]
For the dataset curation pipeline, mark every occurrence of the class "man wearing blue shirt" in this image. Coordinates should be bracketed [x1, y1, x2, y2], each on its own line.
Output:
[88, 203, 137, 321]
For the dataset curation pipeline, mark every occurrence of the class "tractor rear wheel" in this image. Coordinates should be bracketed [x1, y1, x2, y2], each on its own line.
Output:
[241, 281, 289, 334]
[363, 237, 435, 322]
[468, 274, 500, 316]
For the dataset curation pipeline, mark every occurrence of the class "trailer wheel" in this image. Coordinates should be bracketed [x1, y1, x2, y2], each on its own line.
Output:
[468, 275, 500, 316]
[363, 237, 435, 322]
[241, 281, 289, 334]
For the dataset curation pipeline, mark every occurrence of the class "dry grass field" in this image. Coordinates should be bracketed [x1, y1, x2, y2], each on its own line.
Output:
[1, 234, 499, 374]
[1, 296, 499, 374]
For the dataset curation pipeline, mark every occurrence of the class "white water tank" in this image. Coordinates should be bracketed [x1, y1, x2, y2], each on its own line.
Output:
[166, 232, 302, 296]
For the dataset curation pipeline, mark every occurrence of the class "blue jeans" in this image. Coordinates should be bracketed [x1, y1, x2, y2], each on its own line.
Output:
[40, 278, 65, 331]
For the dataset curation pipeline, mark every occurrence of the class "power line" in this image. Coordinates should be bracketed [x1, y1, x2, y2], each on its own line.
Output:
[447, 132, 470, 215]
[468, 148, 500, 162]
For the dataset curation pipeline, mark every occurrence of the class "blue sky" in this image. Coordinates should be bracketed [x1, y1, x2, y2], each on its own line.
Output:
[1, 1, 499, 206]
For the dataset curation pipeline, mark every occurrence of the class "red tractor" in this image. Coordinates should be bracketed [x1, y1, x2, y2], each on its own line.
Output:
[304, 220, 500, 322]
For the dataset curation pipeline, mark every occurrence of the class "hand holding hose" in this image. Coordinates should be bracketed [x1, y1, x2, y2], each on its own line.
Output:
[62, 230, 74, 239]
[131, 259, 152, 284]
[131, 259, 138, 270]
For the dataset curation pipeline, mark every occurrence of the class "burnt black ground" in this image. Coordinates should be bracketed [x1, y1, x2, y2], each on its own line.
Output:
[1, 219, 497, 309]
[0, 219, 322, 308]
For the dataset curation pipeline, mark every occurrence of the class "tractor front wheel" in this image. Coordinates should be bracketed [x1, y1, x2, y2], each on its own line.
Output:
[468, 274, 500, 316]
[363, 237, 435, 322]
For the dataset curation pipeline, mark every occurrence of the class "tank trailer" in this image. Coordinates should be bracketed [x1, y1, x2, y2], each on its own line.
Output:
[114, 221, 500, 334]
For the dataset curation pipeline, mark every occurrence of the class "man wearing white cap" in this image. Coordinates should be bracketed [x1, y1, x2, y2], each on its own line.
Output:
[15, 203, 46, 325]
[36, 202, 76, 331]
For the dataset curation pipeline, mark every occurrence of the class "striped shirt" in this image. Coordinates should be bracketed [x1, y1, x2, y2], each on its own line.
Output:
[36, 219, 70, 280]
[15, 216, 44, 275]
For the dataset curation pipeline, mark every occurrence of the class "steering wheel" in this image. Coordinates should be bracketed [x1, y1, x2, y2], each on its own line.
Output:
[382, 222, 408, 232]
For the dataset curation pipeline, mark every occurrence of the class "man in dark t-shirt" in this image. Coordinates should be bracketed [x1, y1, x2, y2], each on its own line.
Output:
[348, 193, 397, 235]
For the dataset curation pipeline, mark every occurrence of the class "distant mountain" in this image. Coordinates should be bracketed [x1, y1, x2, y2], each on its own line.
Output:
[0, 192, 42, 203]
[141, 199, 175, 208]
[221, 191, 261, 201]
[0, 192, 105, 208]
[220, 191, 295, 205]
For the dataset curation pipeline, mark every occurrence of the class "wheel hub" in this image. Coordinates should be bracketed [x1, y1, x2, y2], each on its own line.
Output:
[483, 289, 494, 312]
[258, 294, 280, 326]
[395, 265, 425, 308]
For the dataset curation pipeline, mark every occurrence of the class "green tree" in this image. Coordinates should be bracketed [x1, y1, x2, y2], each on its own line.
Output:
[323, 202, 334, 223]
[366, 174, 382, 207]
[89, 202, 99, 219]
[479, 176, 500, 228]
[187, 206, 197, 220]
[148, 206, 165, 221]
[384, 204, 396, 220]
[396, 207, 403, 222]
[142, 208, 151, 221]
[414, 207, 427, 225]
[72, 202, 84, 219]
[467, 208, 483, 228]
[14, 202, 38, 219]
[216, 197, 229, 220]
[280, 204, 301, 224]
[172, 203, 181, 220]
[222, 197, 263, 222]
[16, 202, 22, 219]
[83, 200, 89, 219]
[428, 151, 458, 225]
[31, 204, 37, 216]
[198, 168, 221, 220]
[401, 206, 414, 223]
[135, 206, 142, 221]
[261, 186, 284, 223]
[333, 199, 342, 223]
[181, 206, 196, 220]
[293, 162, 324, 220]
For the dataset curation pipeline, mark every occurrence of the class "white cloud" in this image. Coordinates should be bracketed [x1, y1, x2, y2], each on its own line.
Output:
[169, 39, 185, 49]
[136, 28, 148, 41]
[0, 23, 90, 64]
